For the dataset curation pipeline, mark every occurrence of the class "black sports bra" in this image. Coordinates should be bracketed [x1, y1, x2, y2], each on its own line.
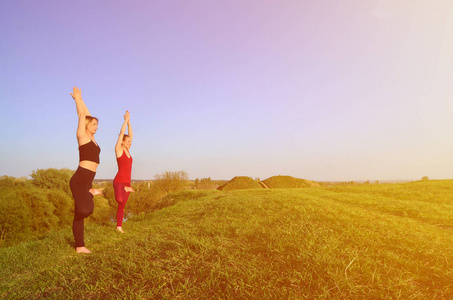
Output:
[79, 140, 101, 164]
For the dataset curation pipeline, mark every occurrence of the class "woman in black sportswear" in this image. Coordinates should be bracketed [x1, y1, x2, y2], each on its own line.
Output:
[69, 86, 102, 254]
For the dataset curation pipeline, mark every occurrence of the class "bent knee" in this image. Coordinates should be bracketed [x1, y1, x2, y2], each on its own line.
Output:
[76, 207, 94, 219]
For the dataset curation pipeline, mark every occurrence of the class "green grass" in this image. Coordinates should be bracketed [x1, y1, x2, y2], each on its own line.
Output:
[2, 181, 453, 298]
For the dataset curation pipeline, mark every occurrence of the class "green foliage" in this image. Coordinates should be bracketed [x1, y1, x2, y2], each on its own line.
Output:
[127, 187, 165, 215]
[88, 196, 114, 225]
[217, 176, 262, 191]
[0, 192, 32, 246]
[0, 169, 119, 246]
[46, 189, 74, 227]
[15, 187, 59, 234]
[262, 175, 320, 188]
[30, 168, 73, 196]
[0, 176, 17, 188]
[153, 170, 189, 193]
[0, 176, 29, 195]
[194, 178, 199, 189]
[0, 169, 195, 247]
[194, 177, 216, 189]
[125, 171, 191, 217]
[101, 183, 115, 202]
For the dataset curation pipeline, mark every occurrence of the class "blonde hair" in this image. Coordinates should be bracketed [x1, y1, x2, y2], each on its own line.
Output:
[122, 134, 130, 142]
[85, 116, 99, 128]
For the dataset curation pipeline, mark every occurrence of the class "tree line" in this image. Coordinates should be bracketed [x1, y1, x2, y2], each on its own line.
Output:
[0, 169, 193, 247]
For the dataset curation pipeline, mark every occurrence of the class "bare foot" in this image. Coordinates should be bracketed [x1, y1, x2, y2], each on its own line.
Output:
[124, 186, 135, 193]
[76, 247, 92, 254]
[117, 227, 125, 233]
[89, 189, 103, 196]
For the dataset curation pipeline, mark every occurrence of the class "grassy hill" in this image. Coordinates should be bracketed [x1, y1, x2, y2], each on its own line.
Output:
[2, 180, 453, 298]
[217, 176, 262, 191]
[262, 175, 320, 188]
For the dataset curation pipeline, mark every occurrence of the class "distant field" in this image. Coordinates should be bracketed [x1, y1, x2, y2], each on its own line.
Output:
[1, 180, 453, 298]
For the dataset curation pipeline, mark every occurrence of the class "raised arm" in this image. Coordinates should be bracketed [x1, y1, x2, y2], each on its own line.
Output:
[127, 113, 133, 140]
[115, 111, 130, 157]
[70, 87, 91, 139]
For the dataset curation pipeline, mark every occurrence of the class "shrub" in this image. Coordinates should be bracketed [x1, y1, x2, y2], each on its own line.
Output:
[15, 187, 59, 233]
[31, 168, 74, 196]
[88, 196, 114, 225]
[0, 175, 16, 188]
[127, 187, 167, 215]
[153, 171, 189, 194]
[194, 177, 217, 189]
[0, 191, 32, 245]
[46, 189, 74, 227]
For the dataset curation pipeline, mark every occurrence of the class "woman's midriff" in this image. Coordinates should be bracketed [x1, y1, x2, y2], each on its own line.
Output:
[79, 160, 99, 172]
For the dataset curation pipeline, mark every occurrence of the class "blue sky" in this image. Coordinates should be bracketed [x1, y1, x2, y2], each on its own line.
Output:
[1, 0, 453, 181]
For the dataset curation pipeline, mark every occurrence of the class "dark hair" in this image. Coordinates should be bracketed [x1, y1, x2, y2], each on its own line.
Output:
[122, 134, 130, 142]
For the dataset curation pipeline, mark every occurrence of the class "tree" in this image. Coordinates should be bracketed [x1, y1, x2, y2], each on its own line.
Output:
[153, 171, 189, 194]
[47, 189, 74, 227]
[127, 187, 167, 215]
[16, 187, 59, 233]
[88, 196, 114, 225]
[199, 177, 214, 189]
[31, 168, 74, 196]
[0, 191, 32, 245]
[0, 175, 16, 187]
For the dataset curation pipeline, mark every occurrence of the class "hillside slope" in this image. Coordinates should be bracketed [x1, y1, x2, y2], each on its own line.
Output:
[2, 181, 453, 298]
[217, 176, 262, 191]
[262, 175, 320, 188]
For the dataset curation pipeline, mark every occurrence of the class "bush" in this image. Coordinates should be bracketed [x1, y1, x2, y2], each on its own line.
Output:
[88, 196, 115, 225]
[127, 173, 189, 216]
[31, 168, 74, 196]
[46, 189, 74, 227]
[15, 187, 59, 233]
[0, 191, 32, 245]
[0, 169, 192, 246]
[0, 175, 16, 188]
[127, 187, 167, 215]
[102, 183, 115, 203]
[153, 171, 189, 194]
[194, 177, 217, 189]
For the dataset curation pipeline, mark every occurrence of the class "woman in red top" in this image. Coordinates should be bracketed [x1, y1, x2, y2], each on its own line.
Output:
[113, 110, 134, 233]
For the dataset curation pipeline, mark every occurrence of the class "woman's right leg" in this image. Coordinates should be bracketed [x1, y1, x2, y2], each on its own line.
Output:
[70, 168, 95, 249]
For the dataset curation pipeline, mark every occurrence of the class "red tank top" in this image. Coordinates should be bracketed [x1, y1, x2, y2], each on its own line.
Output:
[114, 150, 133, 184]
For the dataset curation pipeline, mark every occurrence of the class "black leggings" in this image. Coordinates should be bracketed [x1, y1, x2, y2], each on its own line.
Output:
[70, 166, 95, 247]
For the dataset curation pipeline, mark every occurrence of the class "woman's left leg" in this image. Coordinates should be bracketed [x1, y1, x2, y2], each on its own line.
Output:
[114, 182, 131, 227]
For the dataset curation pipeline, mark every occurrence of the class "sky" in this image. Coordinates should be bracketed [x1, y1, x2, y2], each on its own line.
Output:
[1, 0, 453, 182]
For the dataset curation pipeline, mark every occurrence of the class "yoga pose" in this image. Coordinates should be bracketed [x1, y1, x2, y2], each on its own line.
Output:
[69, 87, 102, 253]
[113, 110, 134, 233]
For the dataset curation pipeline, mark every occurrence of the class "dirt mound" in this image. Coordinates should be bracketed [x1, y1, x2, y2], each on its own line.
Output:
[217, 176, 262, 191]
[261, 175, 320, 189]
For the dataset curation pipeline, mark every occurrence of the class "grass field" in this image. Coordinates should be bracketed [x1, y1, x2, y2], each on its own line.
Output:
[1, 180, 453, 299]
